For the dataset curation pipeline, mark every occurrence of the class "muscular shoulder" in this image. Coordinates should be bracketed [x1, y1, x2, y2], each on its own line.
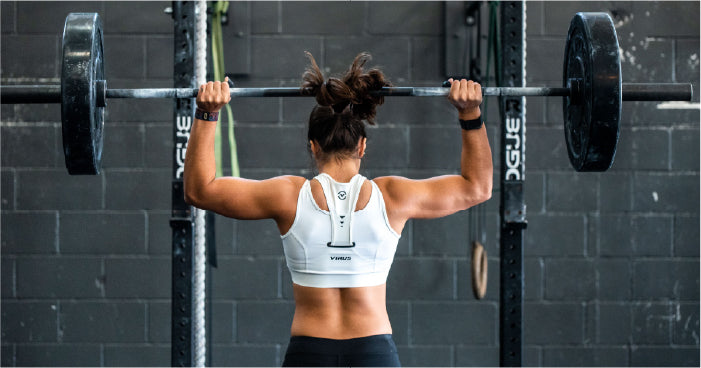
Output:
[269, 175, 307, 198]
[272, 175, 307, 186]
[260, 175, 307, 224]
[372, 176, 407, 194]
[371, 176, 408, 205]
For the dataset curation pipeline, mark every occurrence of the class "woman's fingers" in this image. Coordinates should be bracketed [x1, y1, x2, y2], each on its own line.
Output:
[196, 79, 231, 113]
[447, 79, 482, 117]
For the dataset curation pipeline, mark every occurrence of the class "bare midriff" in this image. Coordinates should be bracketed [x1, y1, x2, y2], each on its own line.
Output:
[290, 283, 392, 339]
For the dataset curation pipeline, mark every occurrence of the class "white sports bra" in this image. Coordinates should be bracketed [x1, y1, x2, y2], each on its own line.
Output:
[280, 173, 400, 288]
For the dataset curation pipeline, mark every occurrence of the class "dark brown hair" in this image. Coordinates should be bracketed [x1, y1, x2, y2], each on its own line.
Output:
[301, 51, 390, 161]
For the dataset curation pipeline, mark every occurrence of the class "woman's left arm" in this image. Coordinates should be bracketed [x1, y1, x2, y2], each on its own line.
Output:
[183, 79, 300, 221]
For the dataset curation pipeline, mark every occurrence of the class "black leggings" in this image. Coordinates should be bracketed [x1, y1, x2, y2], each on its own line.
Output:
[282, 334, 401, 367]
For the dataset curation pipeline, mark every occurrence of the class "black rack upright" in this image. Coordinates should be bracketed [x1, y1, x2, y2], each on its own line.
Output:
[499, 1, 527, 366]
[170, 1, 197, 366]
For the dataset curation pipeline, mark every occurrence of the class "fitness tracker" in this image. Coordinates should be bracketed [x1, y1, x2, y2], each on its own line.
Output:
[195, 108, 219, 122]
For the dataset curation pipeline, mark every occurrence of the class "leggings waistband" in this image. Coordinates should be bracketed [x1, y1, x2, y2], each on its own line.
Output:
[286, 334, 397, 355]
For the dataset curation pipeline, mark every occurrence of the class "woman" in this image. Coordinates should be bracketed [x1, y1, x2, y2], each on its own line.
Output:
[184, 52, 492, 367]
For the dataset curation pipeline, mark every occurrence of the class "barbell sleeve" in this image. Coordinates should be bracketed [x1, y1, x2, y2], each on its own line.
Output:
[621, 83, 693, 101]
[0, 82, 692, 103]
[0, 85, 61, 104]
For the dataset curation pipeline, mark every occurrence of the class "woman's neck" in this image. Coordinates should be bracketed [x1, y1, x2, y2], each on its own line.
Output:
[317, 158, 361, 182]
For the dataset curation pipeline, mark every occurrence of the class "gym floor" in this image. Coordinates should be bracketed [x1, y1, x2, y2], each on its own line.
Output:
[1, 1, 699, 367]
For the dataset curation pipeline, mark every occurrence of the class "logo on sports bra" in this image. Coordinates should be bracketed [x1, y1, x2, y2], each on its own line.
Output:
[337, 191, 347, 200]
[330, 256, 351, 261]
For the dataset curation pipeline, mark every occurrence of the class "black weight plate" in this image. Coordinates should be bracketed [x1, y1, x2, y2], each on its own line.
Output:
[61, 13, 105, 175]
[562, 12, 622, 172]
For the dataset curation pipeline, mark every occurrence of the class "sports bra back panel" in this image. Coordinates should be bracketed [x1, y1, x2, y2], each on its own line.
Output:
[281, 174, 400, 288]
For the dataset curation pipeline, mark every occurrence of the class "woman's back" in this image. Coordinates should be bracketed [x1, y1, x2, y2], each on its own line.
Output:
[183, 52, 492, 367]
[291, 283, 391, 339]
[283, 173, 399, 339]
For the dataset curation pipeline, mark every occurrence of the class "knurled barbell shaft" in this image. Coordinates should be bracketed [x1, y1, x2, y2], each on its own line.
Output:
[104, 86, 573, 98]
[0, 82, 692, 104]
[0, 85, 570, 102]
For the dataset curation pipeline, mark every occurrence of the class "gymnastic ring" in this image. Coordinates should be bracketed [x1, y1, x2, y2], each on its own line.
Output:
[471, 241, 488, 300]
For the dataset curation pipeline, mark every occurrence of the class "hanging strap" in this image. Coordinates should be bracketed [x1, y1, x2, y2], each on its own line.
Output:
[315, 173, 365, 247]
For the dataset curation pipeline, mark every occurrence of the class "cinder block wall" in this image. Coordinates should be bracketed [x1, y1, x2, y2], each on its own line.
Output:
[1, 1, 698, 367]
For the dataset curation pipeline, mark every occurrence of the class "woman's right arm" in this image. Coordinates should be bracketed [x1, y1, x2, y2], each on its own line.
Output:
[183, 79, 302, 222]
[375, 79, 493, 229]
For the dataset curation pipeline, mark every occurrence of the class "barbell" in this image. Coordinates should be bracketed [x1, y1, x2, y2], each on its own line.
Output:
[0, 12, 694, 175]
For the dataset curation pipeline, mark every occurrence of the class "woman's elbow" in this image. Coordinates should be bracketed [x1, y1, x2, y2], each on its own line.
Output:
[483, 166, 494, 201]
[184, 191, 197, 206]
[471, 186, 492, 205]
[471, 179, 493, 205]
[457, 183, 492, 211]
[184, 191, 198, 207]
[184, 183, 206, 207]
[480, 186, 493, 203]
[481, 178, 493, 202]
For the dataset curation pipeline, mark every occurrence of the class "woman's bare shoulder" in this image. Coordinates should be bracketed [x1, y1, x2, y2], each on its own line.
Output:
[275, 175, 307, 187]
[272, 175, 308, 198]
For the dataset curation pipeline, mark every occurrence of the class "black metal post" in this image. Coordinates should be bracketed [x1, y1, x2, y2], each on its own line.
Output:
[170, 1, 196, 366]
[499, 1, 526, 366]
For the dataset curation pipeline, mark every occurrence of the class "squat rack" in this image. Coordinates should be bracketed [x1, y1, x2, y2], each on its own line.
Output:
[163, 1, 530, 366]
[167, 2, 527, 366]
[163, 1, 631, 367]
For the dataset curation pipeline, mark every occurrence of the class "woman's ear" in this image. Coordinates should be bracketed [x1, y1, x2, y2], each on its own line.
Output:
[358, 137, 367, 158]
[309, 140, 318, 157]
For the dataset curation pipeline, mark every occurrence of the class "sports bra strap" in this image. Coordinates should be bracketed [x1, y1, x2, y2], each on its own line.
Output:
[314, 173, 365, 247]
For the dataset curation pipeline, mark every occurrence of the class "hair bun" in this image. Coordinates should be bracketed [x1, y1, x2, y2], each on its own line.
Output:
[301, 51, 390, 125]
[301, 52, 353, 108]
[341, 52, 391, 125]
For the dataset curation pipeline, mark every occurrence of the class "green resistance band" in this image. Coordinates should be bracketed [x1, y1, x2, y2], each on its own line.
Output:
[211, 1, 240, 178]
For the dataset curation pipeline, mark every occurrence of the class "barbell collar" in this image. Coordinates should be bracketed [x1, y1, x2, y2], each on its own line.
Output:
[95, 80, 107, 107]
[567, 78, 584, 104]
